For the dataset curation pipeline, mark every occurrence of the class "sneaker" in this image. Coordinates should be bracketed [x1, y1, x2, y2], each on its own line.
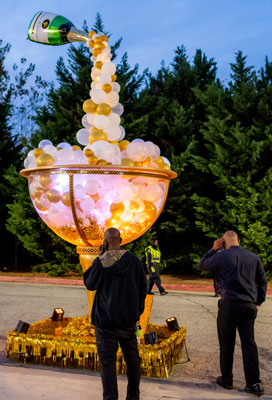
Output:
[245, 382, 264, 397]
[160, 291, 168, 296]
[216, 376, 233, 390]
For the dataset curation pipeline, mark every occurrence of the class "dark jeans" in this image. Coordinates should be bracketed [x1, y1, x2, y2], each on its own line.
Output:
[147, 275, 165, 293]
[95, 326, 141, 400]
[217, 299, 260, 386]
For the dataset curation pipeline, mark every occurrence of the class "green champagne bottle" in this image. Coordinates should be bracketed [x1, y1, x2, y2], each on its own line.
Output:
[27, 11, 89, 46]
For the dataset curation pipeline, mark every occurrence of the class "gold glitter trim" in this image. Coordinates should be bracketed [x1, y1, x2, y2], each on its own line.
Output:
[20, 165, 177, 180]
[77, 246, 100, 255]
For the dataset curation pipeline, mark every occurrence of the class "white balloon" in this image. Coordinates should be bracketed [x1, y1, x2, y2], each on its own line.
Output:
[90, 89, 107, 104]
[119, 126, 126, 141]
[94, 115, 109, 130]
[91, 68, 102, 80]
[105, 125, 121, 141]
[108, 113, 121, 126]
[76, 128, 90, 146]
[24, 158, 30, 168]
[127, 142, 148, 162]
[102, 61, 116, 75]
[112, 103, 124, 116]
[43, 145, 58, 157]
[90, 140, 115, 163]
[82, 114, 91, 129]
[144, 184, 163, 203]
[146, 141, 161, 160]
[86, 179, 100, 195]
[162, 156, 171, 167]
[106, 92, 119, 107]
[39, 139, 53, 149]
[56, 148, 74, 164]
[132, 138, 144, 143]
[57, 142, 72, 149]
[86, 113, 96, 125]
[80, 197, 94, 214]
[100, 73, 112, 85]
[112, 82, 120, 93]
[74, 184, 86, 199]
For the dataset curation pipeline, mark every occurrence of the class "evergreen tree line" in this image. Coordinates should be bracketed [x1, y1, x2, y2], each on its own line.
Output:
[1, 15, 272, 277]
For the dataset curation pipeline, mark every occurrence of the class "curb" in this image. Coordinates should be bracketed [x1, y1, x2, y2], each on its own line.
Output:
[0, 276, 271, 294]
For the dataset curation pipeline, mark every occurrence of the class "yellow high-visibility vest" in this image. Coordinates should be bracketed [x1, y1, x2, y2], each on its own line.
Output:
[145, 245, 161, 264]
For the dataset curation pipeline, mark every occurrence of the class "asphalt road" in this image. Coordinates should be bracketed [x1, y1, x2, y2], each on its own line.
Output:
[0, 282, 271, 395]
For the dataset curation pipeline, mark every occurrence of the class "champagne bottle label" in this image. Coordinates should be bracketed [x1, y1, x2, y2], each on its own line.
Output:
[28, 11, 88, 46]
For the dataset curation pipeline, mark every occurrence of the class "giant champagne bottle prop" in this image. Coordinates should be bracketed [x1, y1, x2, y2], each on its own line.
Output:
[27, 12, 88, 45]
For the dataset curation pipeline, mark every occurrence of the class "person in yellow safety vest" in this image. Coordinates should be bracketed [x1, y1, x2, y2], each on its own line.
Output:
[145, 239, 168, 295]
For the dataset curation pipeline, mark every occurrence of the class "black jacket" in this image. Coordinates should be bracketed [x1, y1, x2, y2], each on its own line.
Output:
[83, 251, 147, 329]
[199, 246, 267, 305]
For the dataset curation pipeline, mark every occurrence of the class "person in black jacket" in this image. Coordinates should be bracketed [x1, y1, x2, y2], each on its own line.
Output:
[84, 228, 147, 400]
[199, 230, 267, 397]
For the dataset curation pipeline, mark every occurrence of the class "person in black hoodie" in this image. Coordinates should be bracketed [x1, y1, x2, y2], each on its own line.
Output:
[84, 228, 147, 400]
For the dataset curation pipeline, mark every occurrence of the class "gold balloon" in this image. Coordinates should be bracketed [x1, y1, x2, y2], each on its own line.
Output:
[47, 189, 60, 203]
[96, 103, 111, 116]
[34, 187, 45, 199]
[39, 176, 52, 188]
[130, 201, 139, 212]
[110, 202, 125, 216]
[94, 37, 103, 45]
[163, 163, 170, 170]
[121, 158, 135, 167]
[88, 155, 98, 165]
[119, 140, 130, 151]
[88, 30, 96, 39]
[97, 159, 108, 165]
[36, 153, 55, 167]
[102, 84, 112, 93]
[143, 157, 151, 166]
[88, 39, 95, 48]
[61, 192, 71, 207]
[106, 216, 121, 229]
[72, 145, 81, 151]
[111, 74, 117, 82]
[95, 61, 103, 70]
[33, 148, 44, 158]
[84, 149, 94, 158]
[101, 35, 108, 42]
[93, 48, 101, 57]
[34, 198, 47, 211]
[88, 131, 107, 144]
[154, 156, 164, 168]
[109, 141, 119, 146]
[144, 201, 157, 219]
[135, 161, 143, 167]
[83, 99, 97, 114]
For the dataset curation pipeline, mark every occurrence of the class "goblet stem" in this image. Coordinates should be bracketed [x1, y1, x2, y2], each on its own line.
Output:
[78, 251, 99, 321]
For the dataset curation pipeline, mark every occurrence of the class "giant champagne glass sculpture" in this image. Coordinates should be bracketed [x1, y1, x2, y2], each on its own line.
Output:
[21, 12, 177, 316]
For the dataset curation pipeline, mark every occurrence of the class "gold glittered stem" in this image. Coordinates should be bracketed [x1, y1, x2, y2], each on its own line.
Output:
[69, 173, 91, 247]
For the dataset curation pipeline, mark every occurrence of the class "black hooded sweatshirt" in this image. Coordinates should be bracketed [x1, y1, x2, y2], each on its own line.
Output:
[83, 251, 147, 330]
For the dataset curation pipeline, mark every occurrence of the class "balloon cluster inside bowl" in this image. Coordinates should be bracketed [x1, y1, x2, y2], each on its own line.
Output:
[23, 30, 172, 246]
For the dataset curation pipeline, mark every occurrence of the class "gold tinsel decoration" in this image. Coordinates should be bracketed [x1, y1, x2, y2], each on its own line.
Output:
[6, 316, 186, 378]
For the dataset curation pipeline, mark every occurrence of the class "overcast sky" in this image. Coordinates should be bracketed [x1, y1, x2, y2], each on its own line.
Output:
[1, 0, 272, 85]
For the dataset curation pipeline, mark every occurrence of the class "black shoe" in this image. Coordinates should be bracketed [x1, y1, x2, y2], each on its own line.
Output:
[160, 291, 168, 296]
[245, 382, 264, 397]
[214, 294, 219, 297]
[216, 376, 233, 390]
[147, 291, 154, 295]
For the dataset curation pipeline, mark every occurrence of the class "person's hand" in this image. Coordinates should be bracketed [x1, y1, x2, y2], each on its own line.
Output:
[256, 305, 260, 311]
[212, 238, 225, 251]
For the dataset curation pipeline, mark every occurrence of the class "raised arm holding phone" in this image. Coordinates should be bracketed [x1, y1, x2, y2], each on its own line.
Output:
[199, 230, 267, 396]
